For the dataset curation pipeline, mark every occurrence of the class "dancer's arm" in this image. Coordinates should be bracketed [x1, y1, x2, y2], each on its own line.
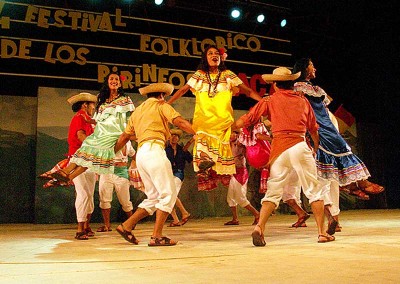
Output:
[167, 84, 190, 105]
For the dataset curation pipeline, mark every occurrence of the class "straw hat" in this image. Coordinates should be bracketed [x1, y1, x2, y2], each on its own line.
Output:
[67, 92, 97, 105]
[170, 128, 183, 138]
[261, 67, 300, 83]
[138, 83, 174, 96]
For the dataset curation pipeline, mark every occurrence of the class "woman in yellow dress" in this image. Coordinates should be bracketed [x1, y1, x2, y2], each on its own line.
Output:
[168, 45, 262, 190]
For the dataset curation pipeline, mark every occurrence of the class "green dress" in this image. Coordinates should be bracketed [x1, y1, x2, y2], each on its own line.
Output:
[70, 96, 135, 174]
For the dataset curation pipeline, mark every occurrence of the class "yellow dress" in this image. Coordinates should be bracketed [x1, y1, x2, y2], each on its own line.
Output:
[187, 69, 242, 175]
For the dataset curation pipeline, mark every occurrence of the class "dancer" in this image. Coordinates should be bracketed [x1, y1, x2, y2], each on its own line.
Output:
[66, 92, 98, 240]
[51, 71, 135, 182]
[168, 45, 263, 191]
[114, 82, 195, 246]
[224, 130, 260, 225]
[293, 58, 384, 233]
[165, 129, 193, 227]
[96, 141, 135, 232]
[233, 67, 334, 246]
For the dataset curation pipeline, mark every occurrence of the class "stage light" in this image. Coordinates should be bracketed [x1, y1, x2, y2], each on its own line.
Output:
[155, 0, 163, 5]
[230, 8, 241, 19]
[280, 19, 287, 27]
[257, 14, 265, 23]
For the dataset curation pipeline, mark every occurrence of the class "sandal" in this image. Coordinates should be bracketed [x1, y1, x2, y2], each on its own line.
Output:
[349, 189, 370, 200]
[318, 234, 335, 243]
[51, 170, 70, 183]
[84, 227, 95, 237]
[97, 225, 112, 232]
[198, 156, 215, 171]
[75, 231, 89, 240]
[224, 220, 239, 225]
[251, 224, 266, 247]
[291, 213, 310, 228]
[326, 219, 339, 235]
[180, 214, 191, 226]
[116, 224, 139, 244]
[168, 222, 181, 227]
[148, 236, 177, 246]
[358, 181, 385, 195]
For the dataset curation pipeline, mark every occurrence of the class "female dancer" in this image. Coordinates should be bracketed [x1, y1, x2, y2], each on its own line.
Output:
[52, 71, 135, 182]
[292, 58, 384, 233]
[168, 45, 262, 191]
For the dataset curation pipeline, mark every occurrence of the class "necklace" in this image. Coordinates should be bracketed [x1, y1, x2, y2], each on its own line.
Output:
[206, 70, 221, 98]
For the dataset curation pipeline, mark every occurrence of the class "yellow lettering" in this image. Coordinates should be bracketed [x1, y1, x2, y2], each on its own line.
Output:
[191, 38, 201, 55]
[167, 38, 179, 56]
[178, 39, 190, 56]
[37, 7, 51, 28]
[200, 39, 215, 51]
[44, 43, 56, 63]
[25, 5, 38, 23]
[134, 68, 141, 87]
[68, 11, 81, 30]
[227, 33, 233, 49]
[151, 38, 167, 55]
[234, 34, 246, 50]
[158, 68, 169, 82]
[115, 9, 126, 27]
[140, 35, 151, 52]
[75, 47, 89, 65]
[56, 45, 75, 63]
[54, 10, 66, 27]
[169, 72, 185, 88]
[19, 40, 31, 59]
[98, 65, 110, 83]
[215, 36, 226, 49]
[88, 14, 101, 32]
[247, 37, 260, 52]
[120, 71, 133, 89]
[1, 39, 17, 58]
[99, 12, 112, 31]
[142, 64, 157, 81]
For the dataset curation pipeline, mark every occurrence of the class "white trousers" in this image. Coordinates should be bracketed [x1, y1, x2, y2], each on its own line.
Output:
[281, 175, 302, 206]
[136, 142, 177, 215]
[73, 170, 96, 223]
[99, 173, 133, 212]
[174, 176, 183, 194]
[262, 142, 325, 208]
[322, 179, 340, 216]
[226, 176, 250, 208]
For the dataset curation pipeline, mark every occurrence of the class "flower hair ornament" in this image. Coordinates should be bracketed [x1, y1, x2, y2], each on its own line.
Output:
[218, 47, 228, 61]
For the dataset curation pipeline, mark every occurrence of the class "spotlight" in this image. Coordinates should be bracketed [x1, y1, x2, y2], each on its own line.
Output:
[230, 8, 241, 19]
[155, 0, 163, 5]
[280, 19, 287, 27]
[256, 14, 265, 23]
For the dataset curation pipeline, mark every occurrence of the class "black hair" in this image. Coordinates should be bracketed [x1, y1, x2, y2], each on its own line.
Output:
[146, 92, 163, 98]
[96, 71, 126, 112]
[71, 101, 85, 112]
[293, 58, 311, 82]
[275, 80, 295, 90]
[197, 45, 227, 72]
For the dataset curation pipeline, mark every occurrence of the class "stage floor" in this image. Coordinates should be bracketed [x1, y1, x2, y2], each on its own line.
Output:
[1, 209, 399, 283]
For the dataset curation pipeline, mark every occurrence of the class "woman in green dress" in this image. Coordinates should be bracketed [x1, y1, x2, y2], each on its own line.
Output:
[52, 71, 135, 182]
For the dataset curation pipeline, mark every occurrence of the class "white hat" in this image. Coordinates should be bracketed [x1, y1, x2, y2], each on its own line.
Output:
[261, 67, 301, 83]
[139, 83, 174, 96]
[67, 92, 97, 105]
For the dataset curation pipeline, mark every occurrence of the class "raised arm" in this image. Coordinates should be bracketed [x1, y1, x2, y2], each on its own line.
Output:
[172, 116, 195, 135]
[167, 84, 191, 105]
[238, 83, 263, 102]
